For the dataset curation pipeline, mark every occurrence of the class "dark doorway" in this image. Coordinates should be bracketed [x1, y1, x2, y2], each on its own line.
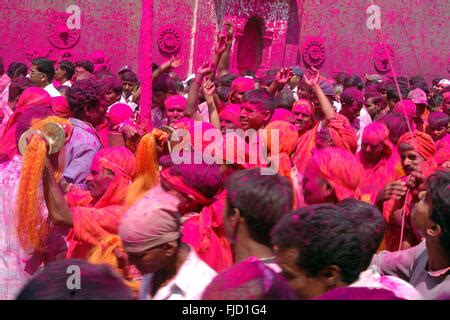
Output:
[237, 16, 264, 74]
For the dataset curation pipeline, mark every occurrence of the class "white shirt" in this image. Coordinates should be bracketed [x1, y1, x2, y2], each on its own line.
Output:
[120, 93, 138, 112]
[356, 107, 372, 151]
[139, 246, 217, 300]
[62, 80, 72, 87]
[44, 83, 61, 97]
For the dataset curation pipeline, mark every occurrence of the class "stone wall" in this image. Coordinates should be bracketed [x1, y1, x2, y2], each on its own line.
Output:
[0, 0, 141, 73]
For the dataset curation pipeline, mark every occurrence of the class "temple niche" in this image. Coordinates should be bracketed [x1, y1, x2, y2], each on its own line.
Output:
[217, 0, 298, 77]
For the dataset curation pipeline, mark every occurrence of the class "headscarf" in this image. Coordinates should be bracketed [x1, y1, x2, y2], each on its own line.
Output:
[52, 96, 72, 118]
[3, 87, 52, 134]
[328, 114, 358, 154]
[306, 147, 362, 201]
[262, 121, 298, 177]
[262, 121, 300, 208]
[91, 146, 137, 208]
[397, 131, 436, 161]
[292, 99, 317, 123]
[119, 184, 181, 254]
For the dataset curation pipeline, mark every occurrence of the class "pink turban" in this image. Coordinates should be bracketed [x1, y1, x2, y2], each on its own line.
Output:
[106, 103, 133, 126]
[164, 95, 187, 109]
[394, 99, 416, 120]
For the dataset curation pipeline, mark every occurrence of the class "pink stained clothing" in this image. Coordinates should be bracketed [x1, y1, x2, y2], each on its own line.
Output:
[99, 103, 134, 146]
[0, 88, 53, 159]
[0, 156, 68, 299]
[357, 122, 402, 204]
[160, 169, 233, 273]
[65, 147, 137, 259]
[292, 122, 320, 175]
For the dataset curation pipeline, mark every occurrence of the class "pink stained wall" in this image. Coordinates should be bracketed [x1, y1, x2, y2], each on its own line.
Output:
[0, 0, 141, 74]
[153, 0, 449, 82]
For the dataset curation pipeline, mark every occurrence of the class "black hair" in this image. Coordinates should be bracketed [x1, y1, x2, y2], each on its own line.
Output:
[217, 73, 239, 87]
[427, 170, 450, 254]
[15, 105, 55, 145]
[152, 73, 176, 93]
[271, 204, 362, 284]
[121, 70, 138, 84]
[16, 259, 133, 300]
[337, 199, 385, 271]
[409, 75, 429, 94]
[275, 89, 295, 110]
[101, 76, 123, 95]
[32, 58, 55, 81]
[243, 89, 276, 112]
[343, 75, 364, 91]
[386, 85, 409, 102]
[0, 57, 4, 75]
[8, 77, 32, 102]
[58, 60, 75, 80]
[75, 60, 94, 73]
[432, 78, 442, 86]
[67, 79, 105, 118]
[7, 62, 28, 79]
[226, 168, 293, 247]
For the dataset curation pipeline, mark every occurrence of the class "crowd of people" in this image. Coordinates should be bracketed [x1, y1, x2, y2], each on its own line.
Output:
[0, 23, 449, 300]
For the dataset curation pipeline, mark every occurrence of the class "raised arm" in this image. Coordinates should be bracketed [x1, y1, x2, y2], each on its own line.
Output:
[304, 67, 335, 123]
[152, 56, 181, 82]
[202, 79, 221, 129]
[217, 22, 234, 78]
[267, 68, 293, 96]
[43, 162, 74, 227]
[184, 62, 213, 121]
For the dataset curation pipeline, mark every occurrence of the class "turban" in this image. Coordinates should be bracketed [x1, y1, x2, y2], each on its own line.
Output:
[307, 147, 362, 201]
[328, 115, 358, 154]
[397, 131, 436, 161]
[394, 99, 416, 121]
[106, 103, 133, 126]
[52, 96, 72, 118]
[119, 185, 181, 253]
[228, 77, 254, 101]
[407, 88, 428, 105]
[164, 95, 187, 110]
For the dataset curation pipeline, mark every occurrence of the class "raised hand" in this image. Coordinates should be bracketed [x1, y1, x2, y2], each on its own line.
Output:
[275, 67, 294, 85]
[376, 180, 408, 204]
[196, 61, 213, 80]
[202, 78, 216, 97]
[215, 34, 228, 55]
[223, 22, 234, 44]
[161, 55, 181, 71]
[304, 66, 320, 87]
